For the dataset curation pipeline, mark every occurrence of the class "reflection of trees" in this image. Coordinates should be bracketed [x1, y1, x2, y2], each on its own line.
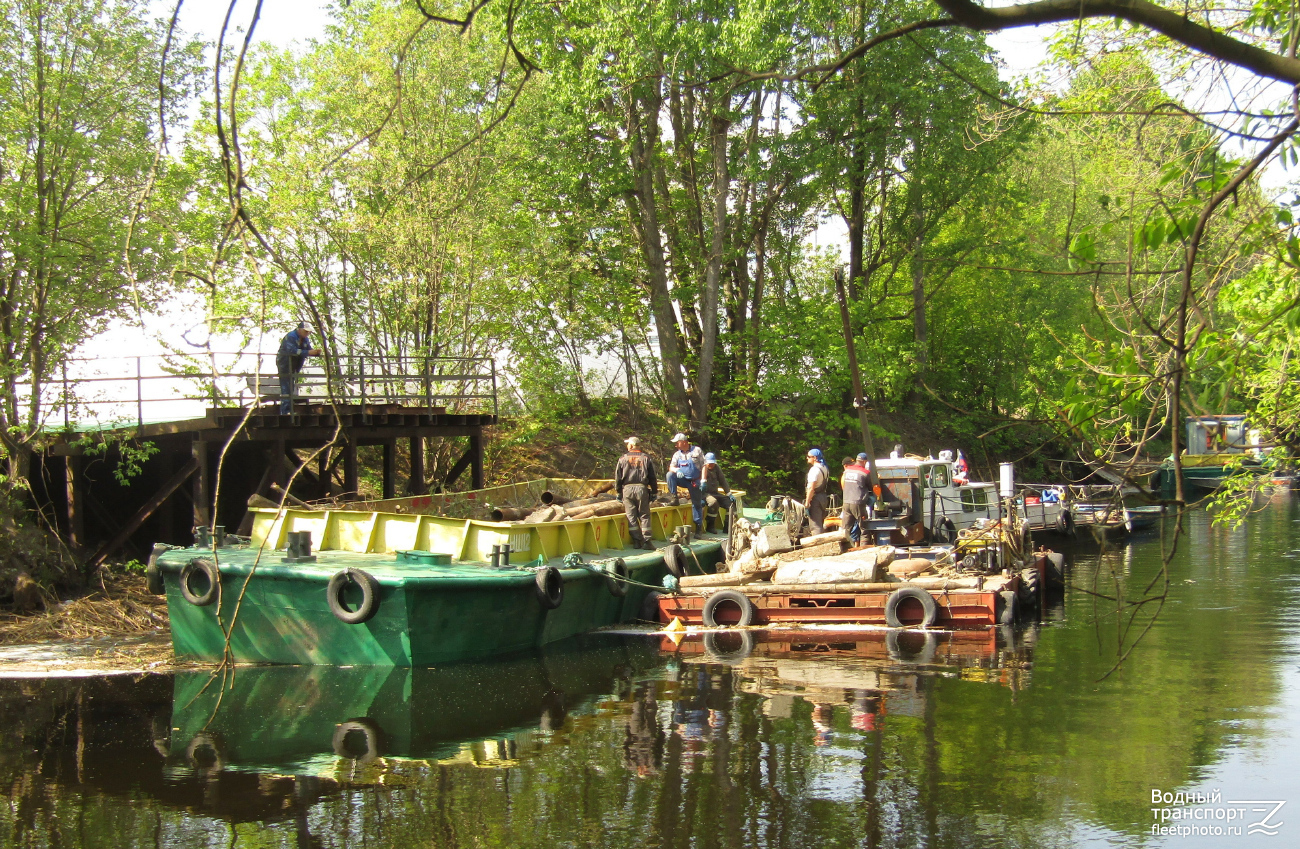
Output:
[1, 512, 1290, 849]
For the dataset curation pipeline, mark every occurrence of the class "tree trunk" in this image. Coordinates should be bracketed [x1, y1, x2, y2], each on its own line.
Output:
[694, 110, 730, 432]
[625, 88, 691, 420]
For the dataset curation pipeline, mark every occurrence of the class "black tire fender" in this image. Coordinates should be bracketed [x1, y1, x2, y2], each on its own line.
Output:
[886, 628, 938, 664]
[701, 589, 756, 628]
[640, 591, 665, 623]
[938, 517, 957, 544]
[884, 586, 938, 628]
[535, 566, 564, 610]
[703, 630, 755, 663]
[605, 558, 629, 598]
[179, 558, 219, 607]
[663, 543, 685, 578]
[327, 568, 380, 624]
[997, 589, 1019, 625]
[146, 543, 169, 596]
[332, 718, 382, 764]
[185, 732, 225, 770]
[1056, 509, 1075, 537]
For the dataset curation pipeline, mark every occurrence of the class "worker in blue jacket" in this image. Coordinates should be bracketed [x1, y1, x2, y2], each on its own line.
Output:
[276, 322, 319, 414]
[667, 432, 705, 532]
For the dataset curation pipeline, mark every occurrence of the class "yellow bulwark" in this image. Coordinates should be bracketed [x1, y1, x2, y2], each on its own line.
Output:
[249, 478, 728, 563]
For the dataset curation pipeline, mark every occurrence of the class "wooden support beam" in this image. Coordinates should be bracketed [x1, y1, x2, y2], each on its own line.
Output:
[343, 441, 359, 498]
[383, 438, 397, 499]
[286, 447, 321, 489]
[65, 455, 85, 551]
[192, 440, 210, 528]
[470, 432, 484, 489]
[271, 437, 288, 488]
[88, 457, 199, 568]
[443, 444, 474, 489]
[408, 435, 426, 495]
[317, 447, 330, 499]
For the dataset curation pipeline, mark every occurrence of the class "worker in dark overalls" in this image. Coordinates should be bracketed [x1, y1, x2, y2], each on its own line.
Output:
[276, 322, 319, 415]
[616, 436, 659, 550]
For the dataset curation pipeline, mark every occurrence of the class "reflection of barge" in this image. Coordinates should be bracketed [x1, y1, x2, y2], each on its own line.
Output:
[166, 635, 658, 776]
[152, 478, 726, 665]
[656, 626, 1035, 742]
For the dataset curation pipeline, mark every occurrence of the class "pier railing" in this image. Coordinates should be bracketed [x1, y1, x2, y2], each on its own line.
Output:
[24, 353, 498, 430]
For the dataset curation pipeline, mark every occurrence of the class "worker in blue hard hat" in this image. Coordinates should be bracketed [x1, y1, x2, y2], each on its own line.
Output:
[805, 448, 830, 534]
[699, 452, 733, 534]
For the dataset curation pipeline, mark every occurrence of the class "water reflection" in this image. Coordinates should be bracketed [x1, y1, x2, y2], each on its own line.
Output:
[2, 502, 1299, 847]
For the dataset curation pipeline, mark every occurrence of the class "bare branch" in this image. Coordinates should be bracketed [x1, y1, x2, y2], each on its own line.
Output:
[934, 0, 1300, 85]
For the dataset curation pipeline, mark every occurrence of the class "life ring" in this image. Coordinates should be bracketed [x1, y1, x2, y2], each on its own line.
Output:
[662, 543, 685, 578]
[997, 589, 1019, 625]
[179, 558, 219, 607]
[701, 589, 756, 628]
[1055, 509, 1075, 537]
[535, 566, 564, 610]
[703, 630, 755, 663]
[332, 718, 382, 764]
[884, 586, 938, 628]
[605, 558, 629, 598]
[886, 629, 938, 664]
[327, 568, 380, 624]
[640, 591, 665, 623]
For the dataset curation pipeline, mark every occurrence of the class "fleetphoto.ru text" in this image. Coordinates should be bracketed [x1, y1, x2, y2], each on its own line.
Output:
[1151, 789, 1286, 838]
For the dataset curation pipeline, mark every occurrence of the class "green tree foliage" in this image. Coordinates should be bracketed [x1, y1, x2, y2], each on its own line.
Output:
[0, 0, 200, 487]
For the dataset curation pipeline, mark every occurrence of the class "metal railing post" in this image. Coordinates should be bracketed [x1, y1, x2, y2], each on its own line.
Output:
[136, 357, 144, 427]
[491, 358, 498, 418]
[359, 354, 367, 407]
[62, 361, 69, 428]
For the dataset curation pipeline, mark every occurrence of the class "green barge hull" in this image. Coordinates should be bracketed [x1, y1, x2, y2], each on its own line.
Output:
[157, 543, 720, 666]
[154, 480, 727, 666]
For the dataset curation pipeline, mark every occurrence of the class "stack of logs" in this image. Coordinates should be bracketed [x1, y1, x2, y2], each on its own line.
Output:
[489, 482, 681, 524]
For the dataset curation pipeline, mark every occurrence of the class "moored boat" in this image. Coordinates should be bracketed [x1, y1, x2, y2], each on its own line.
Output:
[645, 525, 1056, 631]
[1152, 414, 1263, 498]
[151, 478, 729, 666]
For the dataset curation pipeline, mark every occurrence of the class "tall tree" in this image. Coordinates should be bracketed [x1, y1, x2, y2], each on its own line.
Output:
[0, 0, 199, 486]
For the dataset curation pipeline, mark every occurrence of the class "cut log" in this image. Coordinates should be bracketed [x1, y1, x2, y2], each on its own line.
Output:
[752, 524, 792, 556]
[775, 539, 845, 562]
[799, 530, 849, 547]
[683, 577, 983, 595]
[888, 557, 935, 578]
[679, 573, 751, 588]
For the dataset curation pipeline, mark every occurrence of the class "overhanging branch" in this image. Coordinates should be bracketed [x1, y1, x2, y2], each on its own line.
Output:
[934, 0, 1300, 85]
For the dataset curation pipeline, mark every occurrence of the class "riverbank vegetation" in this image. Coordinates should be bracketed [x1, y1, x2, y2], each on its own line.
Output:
[3, 1, 1300, 601]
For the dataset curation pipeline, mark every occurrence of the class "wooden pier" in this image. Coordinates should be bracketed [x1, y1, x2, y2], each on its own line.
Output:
[25, 355, 498, 564]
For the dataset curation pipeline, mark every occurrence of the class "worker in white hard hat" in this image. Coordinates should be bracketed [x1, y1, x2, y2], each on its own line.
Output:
[666, 432, 705, 532]
[615, 436, 658, 549]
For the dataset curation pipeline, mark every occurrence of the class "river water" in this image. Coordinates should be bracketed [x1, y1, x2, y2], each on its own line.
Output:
[2, 497, 1298, 848]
